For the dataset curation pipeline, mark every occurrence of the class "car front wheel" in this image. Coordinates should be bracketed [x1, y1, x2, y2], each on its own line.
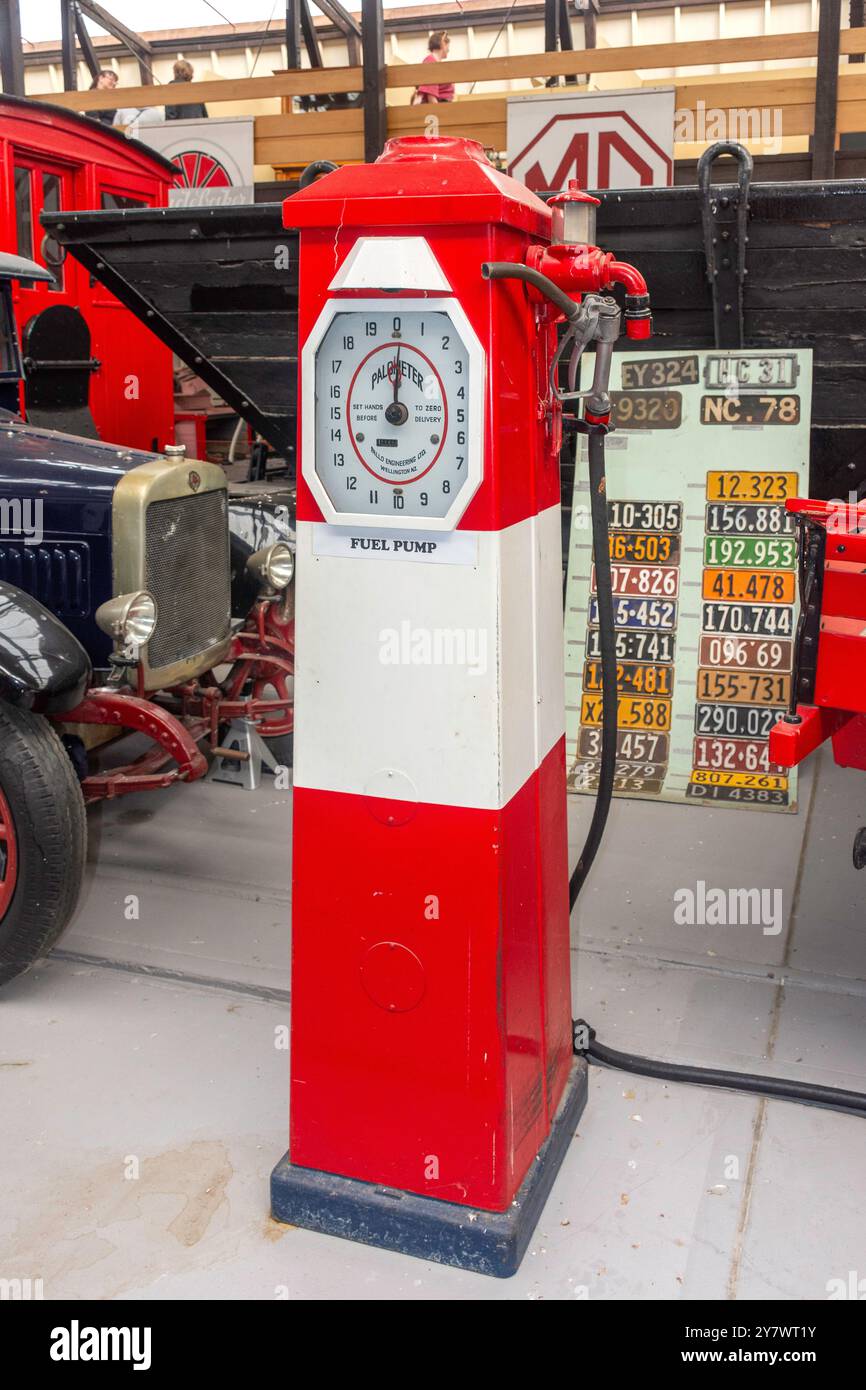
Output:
[0, 701, 87, 989]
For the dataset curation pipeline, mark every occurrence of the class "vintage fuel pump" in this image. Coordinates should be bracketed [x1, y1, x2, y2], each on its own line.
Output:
[270, 137, 651, 1276]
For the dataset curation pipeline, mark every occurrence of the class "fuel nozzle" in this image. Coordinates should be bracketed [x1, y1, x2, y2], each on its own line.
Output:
[578, 296, 622, 421]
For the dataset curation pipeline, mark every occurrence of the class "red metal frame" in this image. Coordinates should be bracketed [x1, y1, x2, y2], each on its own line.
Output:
[51, 602, 295, 804]
[769, 497, 866, 773]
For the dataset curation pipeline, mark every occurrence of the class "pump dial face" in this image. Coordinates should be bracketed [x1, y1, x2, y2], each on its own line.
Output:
[313, 307, 477, 524]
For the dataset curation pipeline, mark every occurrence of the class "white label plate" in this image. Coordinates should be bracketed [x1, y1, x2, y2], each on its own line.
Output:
[311, 522, 478, 566]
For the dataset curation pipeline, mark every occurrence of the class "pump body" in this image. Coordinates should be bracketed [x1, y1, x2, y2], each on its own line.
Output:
[272, 137, 649, 1272]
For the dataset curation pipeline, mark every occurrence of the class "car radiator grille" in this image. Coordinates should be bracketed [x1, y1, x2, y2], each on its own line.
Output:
[144, 490, 231, 670]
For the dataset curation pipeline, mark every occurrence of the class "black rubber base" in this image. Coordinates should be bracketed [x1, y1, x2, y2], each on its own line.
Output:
[270, 1057, 588, 1278]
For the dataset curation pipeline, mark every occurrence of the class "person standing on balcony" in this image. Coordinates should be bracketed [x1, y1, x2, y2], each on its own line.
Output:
[412, 31, 455, 105]
[166, 59, 208, 120]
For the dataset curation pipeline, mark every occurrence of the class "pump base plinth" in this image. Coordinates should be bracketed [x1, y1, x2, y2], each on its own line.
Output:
[270, 1057, 587, 1278]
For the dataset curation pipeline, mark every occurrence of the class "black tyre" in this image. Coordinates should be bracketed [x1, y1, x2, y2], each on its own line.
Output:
[0, 701, 87, 988]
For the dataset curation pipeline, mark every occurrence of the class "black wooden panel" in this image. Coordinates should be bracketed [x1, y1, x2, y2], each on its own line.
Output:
[597, 179, 866, 498]
[43, 204, 295, 458]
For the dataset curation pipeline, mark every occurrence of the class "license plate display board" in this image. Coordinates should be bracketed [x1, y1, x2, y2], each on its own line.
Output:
[564, 349, 812, 813]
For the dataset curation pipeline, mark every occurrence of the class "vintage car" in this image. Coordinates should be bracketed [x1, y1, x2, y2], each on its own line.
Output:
[0, 253, 294, 988]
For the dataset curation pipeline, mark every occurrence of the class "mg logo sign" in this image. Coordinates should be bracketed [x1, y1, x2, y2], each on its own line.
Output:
[507, 87, 675, 193]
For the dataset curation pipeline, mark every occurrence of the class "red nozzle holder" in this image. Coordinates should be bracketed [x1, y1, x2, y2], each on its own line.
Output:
[526, 243, 613, 300]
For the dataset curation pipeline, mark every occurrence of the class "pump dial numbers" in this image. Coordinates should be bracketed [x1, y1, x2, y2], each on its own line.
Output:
[314, 309, 472, 520]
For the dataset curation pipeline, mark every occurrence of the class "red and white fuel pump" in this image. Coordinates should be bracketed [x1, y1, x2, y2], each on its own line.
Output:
[270, 136, 651, 1276]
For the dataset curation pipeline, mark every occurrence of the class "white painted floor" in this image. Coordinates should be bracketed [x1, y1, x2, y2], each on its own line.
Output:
[1, 746, 864, 1300]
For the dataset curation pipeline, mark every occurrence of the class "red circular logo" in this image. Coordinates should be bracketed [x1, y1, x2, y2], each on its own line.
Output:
[188, 470, 202, 491]
[172, 151, 232, 189]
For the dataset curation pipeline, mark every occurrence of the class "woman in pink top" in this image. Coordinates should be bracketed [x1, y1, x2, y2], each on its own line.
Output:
[412, 31, 455, 104]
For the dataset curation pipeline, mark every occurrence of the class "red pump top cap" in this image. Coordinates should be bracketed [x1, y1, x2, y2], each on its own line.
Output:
[548, 178, 601, 210]
[377, 135, 490, 164]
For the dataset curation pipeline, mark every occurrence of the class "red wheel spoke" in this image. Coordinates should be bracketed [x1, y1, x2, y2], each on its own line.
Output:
[0, 788, 18, 918]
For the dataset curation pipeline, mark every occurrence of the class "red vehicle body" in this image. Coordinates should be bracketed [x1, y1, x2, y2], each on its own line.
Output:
[770, 498, 866, 774]
[1, 93, 176, 451]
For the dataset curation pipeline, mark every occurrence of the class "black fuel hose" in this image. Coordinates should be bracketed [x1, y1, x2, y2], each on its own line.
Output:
[569, 427, 616, 909]
[481, 262, 580, 323]
[575, 1023, 866, 1118]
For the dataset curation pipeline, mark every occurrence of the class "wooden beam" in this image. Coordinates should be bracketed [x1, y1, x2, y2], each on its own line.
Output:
[77, 0, 153, 82]
[813, 0, 842, 177]
[300, 0, 323, 69]
[285, 0, 302, 71]
[851, 0, 865, 63]
[43, 26, 866, 114]
[362, 0, 386, 163]
[44, 67, 366, 111]
[74, 4, 102, 82]
[544, 0, 557, 55]
[583, 0, 599, 51]
[0, 0, 24, 97]
[60, 0, 78, 91]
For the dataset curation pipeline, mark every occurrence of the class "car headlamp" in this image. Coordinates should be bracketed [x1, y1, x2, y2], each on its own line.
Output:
[96, 591, 158, 649]
[246, 542, 294, 592]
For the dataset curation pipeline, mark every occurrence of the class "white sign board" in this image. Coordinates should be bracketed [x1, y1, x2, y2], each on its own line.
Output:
[507, 86, 675, 192]
[137, 116, 255, 206]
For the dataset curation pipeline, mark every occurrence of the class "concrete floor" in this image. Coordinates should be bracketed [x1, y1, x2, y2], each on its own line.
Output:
[1, 746, 865, 1300]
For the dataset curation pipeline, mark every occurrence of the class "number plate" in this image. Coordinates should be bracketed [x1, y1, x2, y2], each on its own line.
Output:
[694, 702, 786, 738]
[588, 597, 678, 630]
[585, 628, 676, 663]
[620, 355, 699, 389]
[698, 635, 792, 670]
[580, 694, 672, 731]
[692, 736, 785, 774]
[696, 669, 791, 705]
[701, 603, 794, 636]
[608, 500, 683, 532]
[704, 353, 799, 390]
[703, 568, 796, 604]
[686, 783, 790, 807]
[690, 770, 788, 791]
[570, 764, 666, 795]
[705, 503, 796, 536]
[583, 660, 674, 696]
[577, 727, 671, 763]
[701, 395, 800, 426]
[593, 564, 680, 598]
[610, 391, 682, 430]
[706, 471, 799, 502]
[610, 531, 681, 564]
[704, 536, 797, 569]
